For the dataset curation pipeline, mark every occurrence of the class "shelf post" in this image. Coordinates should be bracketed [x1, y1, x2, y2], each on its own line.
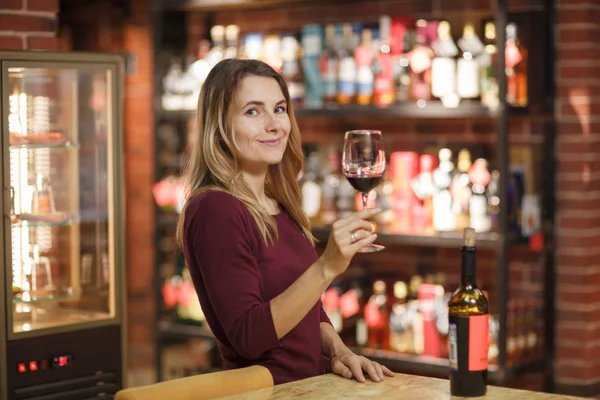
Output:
[494, 0, 509, 376]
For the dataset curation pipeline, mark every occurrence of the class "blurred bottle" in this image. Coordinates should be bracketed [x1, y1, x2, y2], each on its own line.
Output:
[365, 280, 390, 350]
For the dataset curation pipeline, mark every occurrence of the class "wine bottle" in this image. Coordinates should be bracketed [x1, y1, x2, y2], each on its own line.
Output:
[448, 227, 489, 397]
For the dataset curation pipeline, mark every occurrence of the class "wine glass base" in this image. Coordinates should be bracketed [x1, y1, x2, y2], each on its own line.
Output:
[358, 243, 385, 253]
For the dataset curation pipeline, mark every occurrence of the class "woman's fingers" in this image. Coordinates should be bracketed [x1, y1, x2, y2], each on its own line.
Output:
[332, 219, 374, 245]
[334, 208, 380, 230]
[349, 233, 378, 253]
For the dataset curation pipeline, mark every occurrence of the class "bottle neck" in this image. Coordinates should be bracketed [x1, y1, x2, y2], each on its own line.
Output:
[461, 246, 477, 287]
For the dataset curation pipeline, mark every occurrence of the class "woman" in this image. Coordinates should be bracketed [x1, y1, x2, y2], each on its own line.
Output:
[177, 58, 394, 385]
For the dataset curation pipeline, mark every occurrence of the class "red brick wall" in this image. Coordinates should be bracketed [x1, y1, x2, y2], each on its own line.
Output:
[554, 0, 600, 395]
[122, 2, 156, 373]
[0, 0, 59, 50]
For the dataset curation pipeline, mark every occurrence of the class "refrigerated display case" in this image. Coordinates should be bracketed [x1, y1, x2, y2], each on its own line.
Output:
[0, 51, 125, 400]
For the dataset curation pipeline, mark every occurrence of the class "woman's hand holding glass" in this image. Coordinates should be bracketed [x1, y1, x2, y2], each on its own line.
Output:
[319, 208, 380, 280]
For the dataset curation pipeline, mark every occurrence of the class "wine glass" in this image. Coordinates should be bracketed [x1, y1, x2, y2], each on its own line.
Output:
[342, 130, 386, 253]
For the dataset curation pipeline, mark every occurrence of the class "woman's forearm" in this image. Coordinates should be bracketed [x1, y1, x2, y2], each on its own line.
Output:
[320, 321, 349, 359]
[270, 258, 334, 339]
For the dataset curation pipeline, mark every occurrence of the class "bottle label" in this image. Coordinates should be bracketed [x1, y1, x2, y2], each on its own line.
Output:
[302, 34, 322, 57]
[301, 181, 321, 218]
[449, 323, 458, 369]
[431, 57, 456, 98]
[505, 42, 523, 69]
[339, 290, 360, 319]
[449, 315, 489, 372]
[338, 80, 356, 97]
[356, 318, 368, 346]
[457, 58, 480, 99]
[364, 302, 384, 328]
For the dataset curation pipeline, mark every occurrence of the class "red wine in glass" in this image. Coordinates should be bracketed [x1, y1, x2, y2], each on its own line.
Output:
[342, 130, 386, 253]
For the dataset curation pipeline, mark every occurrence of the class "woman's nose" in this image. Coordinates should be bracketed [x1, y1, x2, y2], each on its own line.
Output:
[264, 112, 282, 132]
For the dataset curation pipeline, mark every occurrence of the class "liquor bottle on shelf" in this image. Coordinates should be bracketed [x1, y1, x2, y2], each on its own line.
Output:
[301, 24, 324, 108]
[505, 23, 528, 107]
[31, 174, 56, 214]
[451, 149, 473, 231]
[389, 151, 419, 233]
[241, 32, 264, 60]
[390, 17, 412, 104]
[525, 299, 538, 358]
[336, 178, 356, 219]
[408, 275, 424, 355]
[176, 266, 206, 324]
[162, 58, 185, 110]
[320, 148, 341, 226]
[337, 23, 357, 105]
[364, 280, 390, 350]
[25, 245, 55, 299]
[206, 25, 226, 68]
[433, 148, 457, 232]
[224, 25, 240, 59]
[408, 19, 433, 103]
[373, 15, 395, 107]
[338, 280, 367, 347]
[389, 281, 410, 354]
[322, 285, 343, 333]
[419, 283, 445, 358]
[188, 40, 212, 89]
[468, 158, 492, 232]
[448, 228, 489, 397]
[301, 152, 322, 225]
[281, 34, 305, 107]
[430, 21, 458, 105]
[480, 22, 499, 109]
[486, 170, 500, 231]
[374, 170, 395, 226]
[320, 24, 339, 105]
[263, 34, 283, 72]
[488, 314, 500, 365]
[456, 23, 484, 102]
[354, 28, 375, 106]
[411, 154, 437, 232]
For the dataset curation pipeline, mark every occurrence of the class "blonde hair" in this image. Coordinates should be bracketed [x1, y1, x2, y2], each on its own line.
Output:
[176, 58, 315, 247]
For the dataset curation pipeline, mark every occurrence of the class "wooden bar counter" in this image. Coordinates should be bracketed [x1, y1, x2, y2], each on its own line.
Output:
[220, 373, 585, 400]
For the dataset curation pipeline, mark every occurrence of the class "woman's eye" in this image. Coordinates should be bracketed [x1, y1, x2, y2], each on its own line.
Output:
[275, 106, 286, 113]
[245, 109, 258, 116]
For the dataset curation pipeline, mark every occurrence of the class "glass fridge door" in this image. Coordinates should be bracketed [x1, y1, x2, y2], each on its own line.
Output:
[3, 60, 122, 337]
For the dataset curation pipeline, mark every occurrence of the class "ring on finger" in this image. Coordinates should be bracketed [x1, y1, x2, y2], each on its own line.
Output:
[350, 232, 357, 243]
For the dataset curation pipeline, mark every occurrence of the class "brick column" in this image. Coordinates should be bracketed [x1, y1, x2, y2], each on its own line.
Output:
[0, 0, 58, 50]
[555, 0, 600, 396]
[122, 0, 156, 383]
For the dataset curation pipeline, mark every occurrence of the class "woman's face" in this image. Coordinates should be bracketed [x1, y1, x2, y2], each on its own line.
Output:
[228, 75, 291, 172]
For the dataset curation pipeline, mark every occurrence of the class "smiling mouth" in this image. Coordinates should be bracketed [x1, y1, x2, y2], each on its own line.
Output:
[259, 138, 281, 146]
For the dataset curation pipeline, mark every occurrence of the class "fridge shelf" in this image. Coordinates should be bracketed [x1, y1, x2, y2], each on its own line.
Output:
[12, 292, 76, 305]
[9, 142, 79, 151]
[10, 212, 81, 228]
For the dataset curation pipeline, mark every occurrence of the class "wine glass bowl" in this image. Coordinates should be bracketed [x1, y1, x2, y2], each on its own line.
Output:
[342, 130, 386, 253]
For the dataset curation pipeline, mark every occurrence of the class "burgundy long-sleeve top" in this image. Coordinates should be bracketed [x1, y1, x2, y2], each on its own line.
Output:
[182, 190, 332, 384]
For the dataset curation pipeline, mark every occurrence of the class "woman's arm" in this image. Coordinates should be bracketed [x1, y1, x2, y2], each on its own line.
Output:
[269, 206, 379, 338]
[320, 321, 348, 359]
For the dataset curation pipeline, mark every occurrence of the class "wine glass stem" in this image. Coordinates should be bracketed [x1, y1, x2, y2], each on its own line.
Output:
[362, 191, 370, 211]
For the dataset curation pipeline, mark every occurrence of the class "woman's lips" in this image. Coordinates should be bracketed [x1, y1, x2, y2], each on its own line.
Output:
[259, 138, 281, 147]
